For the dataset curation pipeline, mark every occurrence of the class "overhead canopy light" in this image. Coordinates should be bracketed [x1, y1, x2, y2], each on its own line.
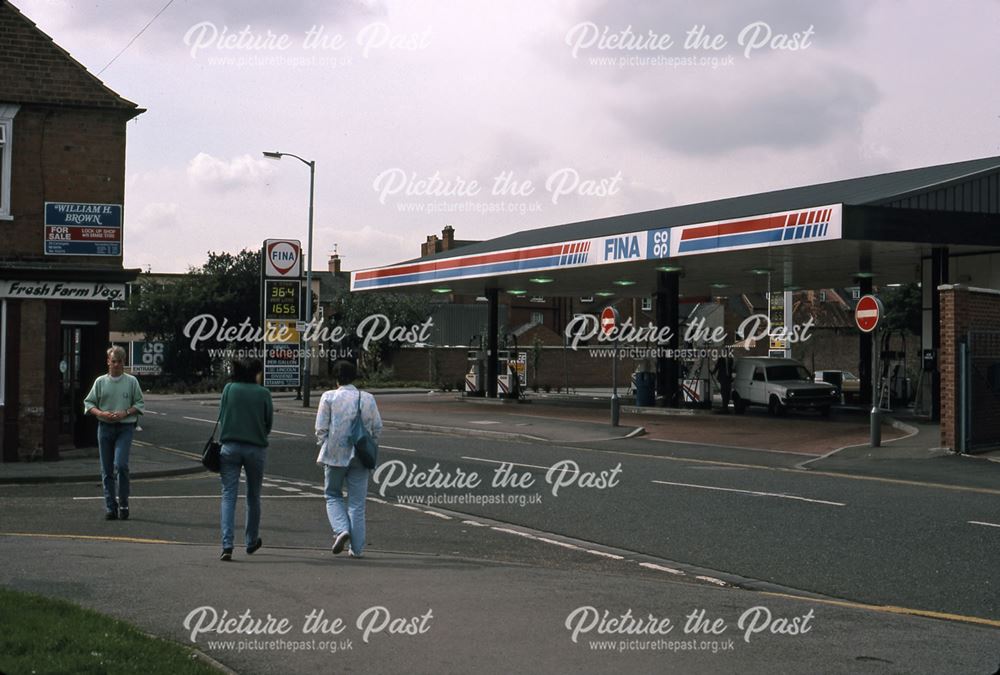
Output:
[529, 276, 554, 284]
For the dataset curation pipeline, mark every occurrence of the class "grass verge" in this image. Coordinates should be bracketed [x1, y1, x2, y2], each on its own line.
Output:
[0, 587, 219, 674]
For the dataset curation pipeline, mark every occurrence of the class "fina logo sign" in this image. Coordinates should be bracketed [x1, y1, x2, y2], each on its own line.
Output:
[264, 239, 302, 278]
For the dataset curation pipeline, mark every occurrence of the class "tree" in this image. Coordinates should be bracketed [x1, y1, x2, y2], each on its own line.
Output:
[326, 290, 434, 379]
[123, 249, 262, 383]
[881, 282, 921, 334]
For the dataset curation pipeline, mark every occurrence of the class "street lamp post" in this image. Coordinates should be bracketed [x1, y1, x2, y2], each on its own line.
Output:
[263, 151, 315, 408]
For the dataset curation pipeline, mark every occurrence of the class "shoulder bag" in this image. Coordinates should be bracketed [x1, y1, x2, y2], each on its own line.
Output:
[349, 391, 378, 470]
[202, 417, 222, 473]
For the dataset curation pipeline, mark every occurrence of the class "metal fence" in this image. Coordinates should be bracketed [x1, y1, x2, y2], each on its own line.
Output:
[959, 330, 1000, 453]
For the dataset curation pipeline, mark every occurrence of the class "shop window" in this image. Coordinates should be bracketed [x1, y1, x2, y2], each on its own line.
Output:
[641, 297, 652, 311]
[0, 104, 18, 219]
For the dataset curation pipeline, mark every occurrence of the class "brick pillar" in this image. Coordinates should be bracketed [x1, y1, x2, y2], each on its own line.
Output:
[938, 287, 959, 449]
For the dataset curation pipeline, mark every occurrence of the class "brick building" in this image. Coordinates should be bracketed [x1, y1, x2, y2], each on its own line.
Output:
[1, 1, 143, 461]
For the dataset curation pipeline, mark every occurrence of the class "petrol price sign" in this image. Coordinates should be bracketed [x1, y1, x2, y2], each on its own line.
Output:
[264, 279, 301, 320]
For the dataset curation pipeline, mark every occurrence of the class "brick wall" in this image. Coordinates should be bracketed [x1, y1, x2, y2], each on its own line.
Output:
[1, 105, 129, 263]
[940, 285, 1000, 450]
[16, 300, 46, 460]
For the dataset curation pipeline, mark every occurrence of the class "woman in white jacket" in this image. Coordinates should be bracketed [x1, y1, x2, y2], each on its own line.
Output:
[315, 360, 383, 558]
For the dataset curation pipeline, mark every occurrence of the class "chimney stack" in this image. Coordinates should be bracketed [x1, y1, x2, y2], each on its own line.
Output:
[441, 225, 454, 251]
[328, 245, 341, 273]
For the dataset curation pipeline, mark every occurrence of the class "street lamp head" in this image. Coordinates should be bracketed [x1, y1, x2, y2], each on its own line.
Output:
[262, 151, 283, 159]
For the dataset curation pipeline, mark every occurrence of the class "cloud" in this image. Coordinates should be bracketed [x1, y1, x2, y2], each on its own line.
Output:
[130, 201, 179, 234]
[616, 62, 879, 155]
[578, 0, 861, 48]
[31, 0, 388, 41]
[186, 153, 273, 191]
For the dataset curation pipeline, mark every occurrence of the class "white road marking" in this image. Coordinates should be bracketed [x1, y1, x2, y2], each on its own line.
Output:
[277, 487, 301, 493]
[491, 527, 536, 539]
[585, 549, 625, 560]
[381, 445, 417, 453]
[696, 576, 728, 587]
[639, 562, 684, 575]
[969, 520, 1000, 529]
[421, 510, 452, 520]
[461, 520, 487, 527]
[181, 416, 302, 437]
[644, 436, 814, 457]
[267, 479, 315, 487]
[536, 536, 584, 551]
[462, 456, 550, 471]
[393, 504, 423, 513]
[651, 479, 845, 507]
[469, 420, 501, 425]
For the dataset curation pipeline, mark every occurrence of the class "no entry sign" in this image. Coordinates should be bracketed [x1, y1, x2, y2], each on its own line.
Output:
[855, 294, 883, 333]
[600, 306, 619, 336]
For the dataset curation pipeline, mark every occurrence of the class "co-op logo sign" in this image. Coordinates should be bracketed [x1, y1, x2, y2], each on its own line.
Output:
[602, 228, 671, 261]
[264, 239, 302, 278]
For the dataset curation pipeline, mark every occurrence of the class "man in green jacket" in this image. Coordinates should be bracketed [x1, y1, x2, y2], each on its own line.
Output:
[83, 346, 145, 520]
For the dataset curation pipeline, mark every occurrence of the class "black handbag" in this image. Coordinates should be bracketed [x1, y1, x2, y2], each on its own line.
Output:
[350, 392, 378, 470]
[202, 419, 221, 472]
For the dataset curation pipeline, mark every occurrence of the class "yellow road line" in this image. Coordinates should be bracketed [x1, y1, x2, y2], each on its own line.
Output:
[757, 590, 1000, 630]
[0, 532, 180, 545]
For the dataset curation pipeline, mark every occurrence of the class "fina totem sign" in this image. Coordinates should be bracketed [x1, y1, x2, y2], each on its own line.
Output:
[262, 239, 303, 388]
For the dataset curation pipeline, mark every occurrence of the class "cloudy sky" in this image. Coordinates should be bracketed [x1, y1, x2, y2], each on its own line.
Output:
[16, 0, 1000, 273]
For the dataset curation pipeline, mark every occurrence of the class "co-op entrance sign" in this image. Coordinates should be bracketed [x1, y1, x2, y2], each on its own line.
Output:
[262, 239, 303, 388]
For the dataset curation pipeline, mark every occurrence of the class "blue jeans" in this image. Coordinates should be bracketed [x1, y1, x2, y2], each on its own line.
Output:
[219, 442, 267, 551]
[324, 459, 369, 555]
[98, 422, 134, 512]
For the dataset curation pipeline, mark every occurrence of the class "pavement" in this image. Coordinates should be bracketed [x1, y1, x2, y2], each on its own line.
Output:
[2, 388, 996, 486]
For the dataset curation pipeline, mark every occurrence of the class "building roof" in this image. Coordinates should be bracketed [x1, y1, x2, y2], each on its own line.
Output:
[0, 1, 141, 112]
[419, 155, 1000, 263]
[353, 155, 1000, 299]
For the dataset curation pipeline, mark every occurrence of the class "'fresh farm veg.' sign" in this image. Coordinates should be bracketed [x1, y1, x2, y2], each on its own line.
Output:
[0, 281, 124, 301]
[44, 202, 122, 256]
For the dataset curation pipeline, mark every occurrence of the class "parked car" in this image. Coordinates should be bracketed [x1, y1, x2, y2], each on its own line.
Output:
[814, 370, 861, 403]
[732, 357, 839, 416]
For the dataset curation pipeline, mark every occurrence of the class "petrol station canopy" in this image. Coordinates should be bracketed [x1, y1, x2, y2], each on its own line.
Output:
[352, 155, 1000, 298]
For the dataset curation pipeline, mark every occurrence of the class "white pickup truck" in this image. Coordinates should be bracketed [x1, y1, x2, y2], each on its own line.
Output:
[731, 357, 839, 416]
